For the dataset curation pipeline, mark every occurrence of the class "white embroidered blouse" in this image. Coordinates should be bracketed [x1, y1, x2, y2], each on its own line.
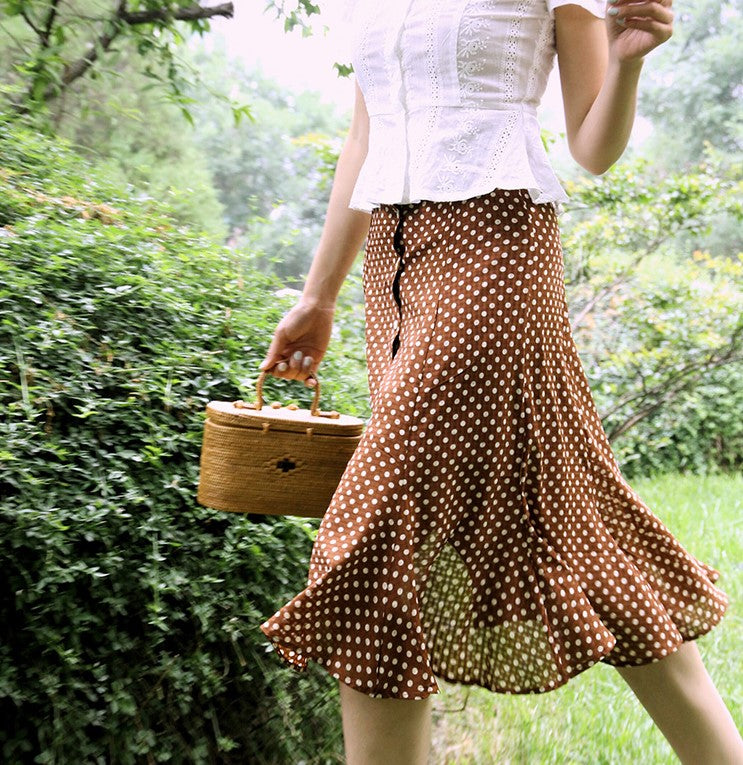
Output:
[344, 0, 607, 214]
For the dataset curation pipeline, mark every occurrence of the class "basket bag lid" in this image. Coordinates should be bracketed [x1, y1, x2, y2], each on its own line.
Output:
[204, 369, 365, 436]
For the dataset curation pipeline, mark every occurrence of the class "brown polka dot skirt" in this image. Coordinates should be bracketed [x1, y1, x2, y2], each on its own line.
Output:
[259, 187, 729, 699]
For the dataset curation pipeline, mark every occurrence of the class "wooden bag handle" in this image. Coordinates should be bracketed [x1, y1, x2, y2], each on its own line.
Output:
[234, 368, 335, 418]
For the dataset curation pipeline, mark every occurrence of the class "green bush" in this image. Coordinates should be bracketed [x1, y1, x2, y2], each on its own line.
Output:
[611, 362, 743, 477]
[577, 266, 743, 478]
[0, 110, 356, 763]
[560, 158, 743, 478]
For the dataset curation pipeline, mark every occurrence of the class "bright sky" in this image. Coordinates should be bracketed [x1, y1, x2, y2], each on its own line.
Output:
[207, 0, 356, 114]
[203, 1, 651, 171]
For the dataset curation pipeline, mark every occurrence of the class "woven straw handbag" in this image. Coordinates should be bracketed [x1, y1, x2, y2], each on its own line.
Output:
[196, 368, 365, 518]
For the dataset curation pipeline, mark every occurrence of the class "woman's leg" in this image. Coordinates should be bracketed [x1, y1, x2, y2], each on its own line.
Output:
[614, 640, 743, 764]
[338, 680, 433, 765]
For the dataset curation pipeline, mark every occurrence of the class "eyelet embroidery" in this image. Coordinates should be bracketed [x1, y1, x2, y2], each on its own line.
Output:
[405, 0, 446, 185]
[435, 0, 494, 194]
[349, 0, 572, 211]
[526, 14, 557, 104]
[503, 0, 536, 104]
[484, 112, 520, 184]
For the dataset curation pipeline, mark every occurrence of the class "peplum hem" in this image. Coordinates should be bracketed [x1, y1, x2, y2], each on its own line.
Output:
[349, 107, 570, 215]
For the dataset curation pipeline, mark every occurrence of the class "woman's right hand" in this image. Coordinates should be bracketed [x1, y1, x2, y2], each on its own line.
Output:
[258, 299, 337, 387]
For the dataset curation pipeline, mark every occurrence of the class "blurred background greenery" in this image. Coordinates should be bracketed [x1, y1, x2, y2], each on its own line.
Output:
[1, 0, 740, 762]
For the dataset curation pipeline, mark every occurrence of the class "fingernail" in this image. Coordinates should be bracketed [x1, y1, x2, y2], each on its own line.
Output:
[277, 361, 288, 371]
[608, 6, 619, 14]
[302, 356, 312, 368]
[292, 350, 303, 361]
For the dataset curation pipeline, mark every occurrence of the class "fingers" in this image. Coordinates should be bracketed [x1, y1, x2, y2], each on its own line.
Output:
[285, 349, 318, 385]
[257, 302, 331, 387]
[259, 350, 318, 387]
[606, 0, 673, 49]
[608, 0, 673, 11]
[608, 0, 674, 25]
[616, 16, 673, 38]
[258, 332, 287, 373]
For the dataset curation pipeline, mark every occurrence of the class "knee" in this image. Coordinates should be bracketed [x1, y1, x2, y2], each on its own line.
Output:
[615, 641, 709, 699]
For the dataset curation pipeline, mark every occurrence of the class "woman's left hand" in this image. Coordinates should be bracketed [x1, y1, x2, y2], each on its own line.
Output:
[605, 0, 673, 62]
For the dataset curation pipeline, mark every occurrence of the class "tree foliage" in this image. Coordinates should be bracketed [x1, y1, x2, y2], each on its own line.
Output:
[561, 152, 743, 474]
[638, 0, 742, 165]
[52, 38, 231, 241]
[0, 0, 251, 127]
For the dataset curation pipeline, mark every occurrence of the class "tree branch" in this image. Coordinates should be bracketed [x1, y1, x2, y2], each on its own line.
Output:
[120, 2, 234, 25]
[602, 325, 743, 442]
[20, 1, 234, 107]
[52, 1, 128, 93]
[41, 0, 62, 47]
[603, 347, 735, 427]
[49, 1, 232, 101]
[604, 352, 741, 442]
[569, 209, 725, 333]
[570, 230, 669, 331]
[19, 7, 43, 38]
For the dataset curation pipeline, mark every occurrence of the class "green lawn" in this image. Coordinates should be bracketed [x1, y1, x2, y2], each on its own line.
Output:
[429, 472, 742, 764]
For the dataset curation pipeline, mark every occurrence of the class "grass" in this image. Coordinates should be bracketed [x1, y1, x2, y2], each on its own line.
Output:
[429, 471, 743, 764]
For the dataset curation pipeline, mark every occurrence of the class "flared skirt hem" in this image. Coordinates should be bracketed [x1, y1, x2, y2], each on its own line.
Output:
[260, 601, 727, 699]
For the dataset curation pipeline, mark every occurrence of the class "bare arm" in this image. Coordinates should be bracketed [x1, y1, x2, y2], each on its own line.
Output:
[301, 81, 372, 309]
[555, 0, 673, 175]
[257, 82, 370, 381]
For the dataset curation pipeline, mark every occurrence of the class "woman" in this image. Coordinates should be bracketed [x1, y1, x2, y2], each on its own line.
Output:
[259, 0, 742, 762]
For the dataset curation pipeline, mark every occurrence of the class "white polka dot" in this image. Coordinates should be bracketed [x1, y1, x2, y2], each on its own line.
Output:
[259, 188, 730, 699]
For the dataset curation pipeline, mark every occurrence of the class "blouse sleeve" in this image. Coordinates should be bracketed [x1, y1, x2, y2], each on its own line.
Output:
[546, 0, 607, 18]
